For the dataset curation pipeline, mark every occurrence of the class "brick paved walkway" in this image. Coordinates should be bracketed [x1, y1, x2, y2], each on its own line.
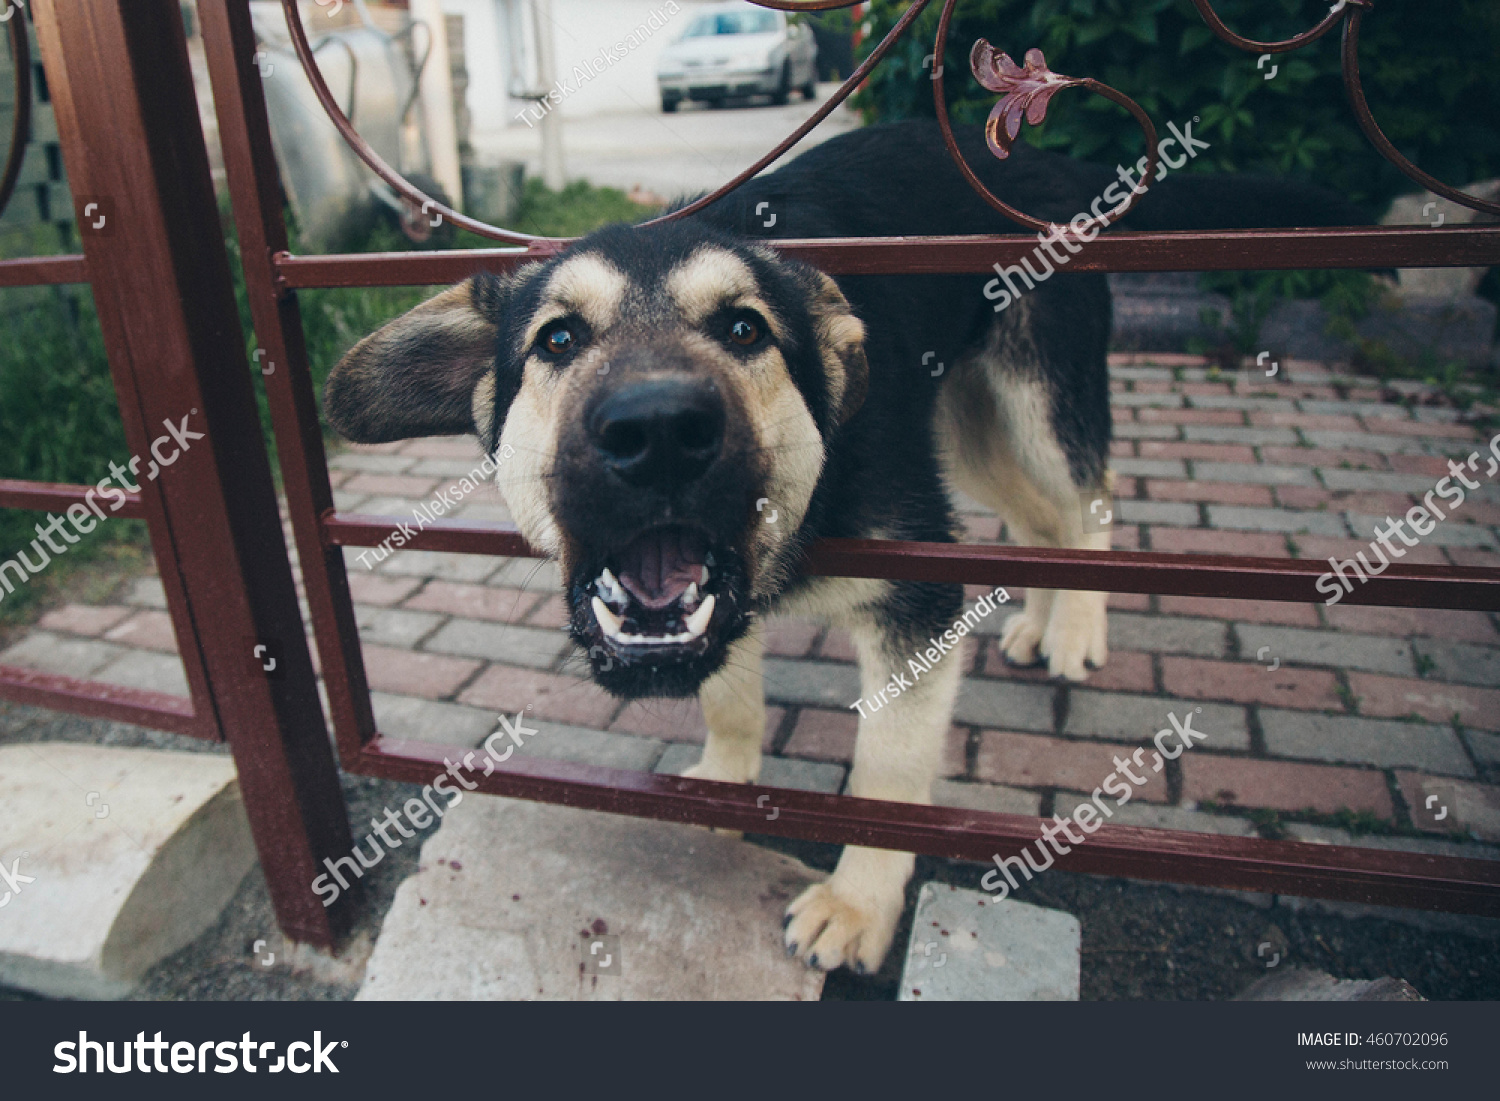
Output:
[7, 354, 1499, 864]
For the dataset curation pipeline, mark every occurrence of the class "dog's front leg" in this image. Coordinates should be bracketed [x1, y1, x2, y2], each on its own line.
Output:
[683, 620, 765, 785]
[784, 623, 964, 974]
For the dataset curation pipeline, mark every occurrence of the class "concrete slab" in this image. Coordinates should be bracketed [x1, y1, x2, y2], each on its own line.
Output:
[898, 883, 1080, 1001]
[356, 795, 825, 1000]
[0, 744, 255, 999]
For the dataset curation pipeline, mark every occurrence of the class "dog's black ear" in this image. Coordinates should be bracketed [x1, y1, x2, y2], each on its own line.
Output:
[323, 275, 506, 443]
[801, 269, 868, 425]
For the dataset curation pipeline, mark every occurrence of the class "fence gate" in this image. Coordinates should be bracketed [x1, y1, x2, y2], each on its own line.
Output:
[1, 0, 1497, 953]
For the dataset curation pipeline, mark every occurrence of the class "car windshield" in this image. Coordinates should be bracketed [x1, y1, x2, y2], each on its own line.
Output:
[681, 11, 778, 38]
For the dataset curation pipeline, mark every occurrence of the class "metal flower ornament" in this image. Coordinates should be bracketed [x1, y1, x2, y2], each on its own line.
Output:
[970, 43, 1083, 161]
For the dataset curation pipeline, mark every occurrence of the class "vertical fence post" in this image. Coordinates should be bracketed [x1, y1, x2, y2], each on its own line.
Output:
[31, 0, 354, 948]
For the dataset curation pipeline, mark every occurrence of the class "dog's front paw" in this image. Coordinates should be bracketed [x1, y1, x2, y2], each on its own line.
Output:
[1040, 590, 1107, 682]
[1000, 609, 1046, 667]
[783, 849, 910, 974]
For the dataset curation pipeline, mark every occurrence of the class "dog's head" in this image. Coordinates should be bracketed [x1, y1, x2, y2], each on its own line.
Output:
[325, 221, 867, 698]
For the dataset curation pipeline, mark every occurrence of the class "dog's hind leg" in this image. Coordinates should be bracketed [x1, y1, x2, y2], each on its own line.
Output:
[936, 316, 1112, 682]
[784, 614, 964, 973]
[683, 620, 766, 785]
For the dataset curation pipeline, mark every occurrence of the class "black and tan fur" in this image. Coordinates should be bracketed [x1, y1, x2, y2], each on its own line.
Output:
[324, 119, 1369, 973]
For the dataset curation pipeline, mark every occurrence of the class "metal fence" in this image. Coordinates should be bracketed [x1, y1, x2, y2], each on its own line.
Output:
[1, 0, 1496, 949]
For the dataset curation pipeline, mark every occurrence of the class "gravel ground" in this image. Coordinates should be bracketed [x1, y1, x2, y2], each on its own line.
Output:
[2, 700, 1496, 1002]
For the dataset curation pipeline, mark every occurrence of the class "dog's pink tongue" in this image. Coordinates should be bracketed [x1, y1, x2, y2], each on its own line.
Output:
[616, 528, 706, 610]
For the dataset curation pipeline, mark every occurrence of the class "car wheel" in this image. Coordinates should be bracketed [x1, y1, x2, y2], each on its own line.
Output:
[800, 78, 817, 100]
[661, 95, 680, 113]
[771, 62, 791, 106]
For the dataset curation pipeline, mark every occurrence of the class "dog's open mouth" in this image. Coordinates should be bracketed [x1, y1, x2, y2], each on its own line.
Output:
[588, 525, 720, 651]
[574, 524, 747, 696]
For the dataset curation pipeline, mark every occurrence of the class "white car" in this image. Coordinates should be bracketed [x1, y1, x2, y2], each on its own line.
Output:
[656, 3, 818, 112]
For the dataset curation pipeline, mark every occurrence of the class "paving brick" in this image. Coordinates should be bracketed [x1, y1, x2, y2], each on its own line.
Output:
[1146, 480, 1273, 506]
[424, 620, 573, 670]
[1108, 440, 1136, 459]
[1320, 469, 1446, 494]
[1345, 513, 1497, 549]
[1138, 408, 1245, 426]
[457, 664, 618, 728]
[1112, 391, 1183, 407]
[1395, 772, 1500, 841]
[1249, 411, 1362, 431]
[1298, 400, 1404, 420]
[1109, 612, 1227, 657]
[1325, 605, 1497, 645]
[1190, 462, 1318, 487]
[1182, 756, 1393, 817]
[1182, 425, 1298, 446]
[1409, 641, 1500, 690]
[327, 453, 415, 474]
[331, 491, 369, 512]
[1303, 430, 1428, 454]
[362, 644, 481, 699]
[816, 628, 857, 662]
[1158, 595, 1318, 627]
[782, 708, 966, 776]
[1148, 527, 1290, 557]
[1261, 447, 1387, 470]
[355, 606, 444, 649]
[1054, 793, 1258, 836]
[1113, 422, 1180, 440]
[1178, 382, 1233, 396]
[1206, 506, 1348, 536]
[125, 577, 167, 609]
[38, 603, 134, 637]
[380, 549, 501, 583]
[932, 780, 1042, 816]
[1117, 499, 1200, 526]
[1465, 727, 1500, 769]
[98, 609, 178, 653]
[347, 572, 424, 607]
[0, 631, 126, 679]
[1112, 458, 1188, 479]
[976, 729, 1170, 802]
[1348, 672, 1500, 731]
[1108, 363, 1175, 379]
[1259, 709, 1473, 776]
[763, 657, 862, 709]
[1386, 454, 1454, 477]
[1139, 441, 1256, 463]
[1275, 486, 1414, 515]
[764, 619, 822, 658]
[1446, 546, 1500, 568]
[93, 650, 190, 697]
[1078, 648, 1155, 693]
[1064, 692, 1250, 749]
[962, 515, 1003, 542]
[488, 556, 563, 591]
[1237, 624, 1415, 677]
[1108, 589, 1150, 609]
[341, 473, 438, 498]
[609, 697, 783, 749]
[953, 678, 1055, 731]
[344, 440, 410, 455]
[1162, 656, 1343, 711]
[407, 458, 487, 478]
[520, 720, 664, 772]
[370, 692, 496, 746]
[1370, 418, 1477, 440]
[403, 581, 541, 624]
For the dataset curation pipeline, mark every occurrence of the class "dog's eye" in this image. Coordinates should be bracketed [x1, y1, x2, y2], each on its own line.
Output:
[727, 315, 762, 348]
[538, 321, 576, 357]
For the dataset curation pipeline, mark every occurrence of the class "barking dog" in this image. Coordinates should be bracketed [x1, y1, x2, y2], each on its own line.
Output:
[324, 119, 1367, 974]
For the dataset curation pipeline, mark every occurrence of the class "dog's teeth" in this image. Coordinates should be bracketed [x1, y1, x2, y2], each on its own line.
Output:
[597, 568, 627, 607]
[698, 565, 710, 585]
[591, 596, 623, 638]
[683, 593, 715, 638]
[683, 582, 699, 608]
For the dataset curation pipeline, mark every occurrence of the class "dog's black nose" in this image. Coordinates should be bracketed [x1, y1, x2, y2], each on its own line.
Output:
[589, 378, 725, 489]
